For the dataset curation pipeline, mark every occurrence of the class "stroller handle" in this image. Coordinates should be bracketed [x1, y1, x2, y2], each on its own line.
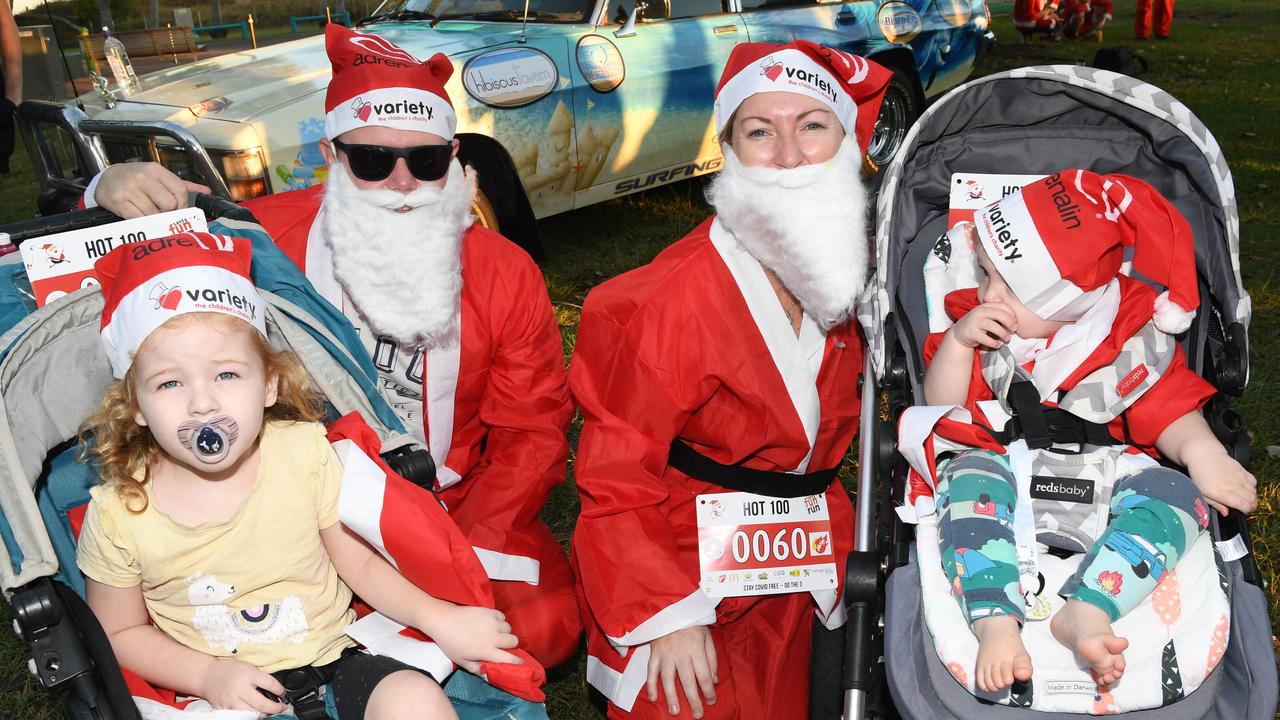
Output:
[1, 193, 243, 247]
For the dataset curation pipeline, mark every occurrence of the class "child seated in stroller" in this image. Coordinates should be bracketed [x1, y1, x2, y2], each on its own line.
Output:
[74, 234, 521, 718]
[921, 170, 1257, 694]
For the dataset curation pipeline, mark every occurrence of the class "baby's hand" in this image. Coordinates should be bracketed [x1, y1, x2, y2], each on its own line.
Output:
[431, 604, 522, 673]
[950, 302, 1018, 350]
[198, 657, 287, 715]
[1187, 452, 1258, 516]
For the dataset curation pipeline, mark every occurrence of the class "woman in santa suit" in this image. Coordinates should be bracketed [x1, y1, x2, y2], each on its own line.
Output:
[569, 41, 891, 720]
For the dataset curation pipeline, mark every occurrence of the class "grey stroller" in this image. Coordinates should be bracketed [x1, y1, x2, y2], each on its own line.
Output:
[840, 65, 1278, 719]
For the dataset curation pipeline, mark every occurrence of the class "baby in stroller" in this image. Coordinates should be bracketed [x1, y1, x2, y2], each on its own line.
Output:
[74, 233, 520, 718]
[918, 170, 1256, 694]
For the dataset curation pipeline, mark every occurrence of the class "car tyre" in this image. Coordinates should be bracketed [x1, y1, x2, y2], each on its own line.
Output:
[471, 188, 501, 232]
[867, 70, 921, 168]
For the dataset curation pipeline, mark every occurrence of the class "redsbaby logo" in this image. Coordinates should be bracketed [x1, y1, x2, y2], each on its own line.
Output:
[351, 97, 372, 122]
[149, 281, 184, 311]
[1116, 364, 1149, 397]
[760, 57, 784, 82]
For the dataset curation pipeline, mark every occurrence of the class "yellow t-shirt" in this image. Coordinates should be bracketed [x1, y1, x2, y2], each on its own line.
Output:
[77, 420, 356, 672]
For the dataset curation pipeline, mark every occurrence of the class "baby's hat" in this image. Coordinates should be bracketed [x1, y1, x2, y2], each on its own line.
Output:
[95, 233, 267, 378]
[971, 169, 1198, 334]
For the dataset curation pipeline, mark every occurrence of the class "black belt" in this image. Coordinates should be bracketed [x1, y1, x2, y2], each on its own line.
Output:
[668, 440, 838, 498]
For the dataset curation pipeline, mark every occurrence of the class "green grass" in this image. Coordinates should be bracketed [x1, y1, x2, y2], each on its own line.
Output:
[1, 0, 1278, 716]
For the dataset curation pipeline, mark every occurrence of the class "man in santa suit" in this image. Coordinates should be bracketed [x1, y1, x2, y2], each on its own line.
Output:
[80, 24, 580, 670]
[570, 41, 890, 719]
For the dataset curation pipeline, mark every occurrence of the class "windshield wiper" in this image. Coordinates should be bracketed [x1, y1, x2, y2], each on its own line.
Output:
[463, 9, 564, 21]
[356, 9, 438, 25]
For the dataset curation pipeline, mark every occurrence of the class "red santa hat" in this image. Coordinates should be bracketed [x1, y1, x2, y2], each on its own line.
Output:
[713, 40, 892, 155]
[324, 24, 456, 142]
[95, 233, 267, 378]
[972, 169, 1198, 334]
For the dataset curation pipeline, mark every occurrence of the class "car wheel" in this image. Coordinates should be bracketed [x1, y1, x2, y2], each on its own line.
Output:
[867, 71, 920, 168]
[471, 188, 501, 232]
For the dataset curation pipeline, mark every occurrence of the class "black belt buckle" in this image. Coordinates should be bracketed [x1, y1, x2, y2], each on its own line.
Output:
[1044, 409, 1083, 443]
[274, 666, 332, 720]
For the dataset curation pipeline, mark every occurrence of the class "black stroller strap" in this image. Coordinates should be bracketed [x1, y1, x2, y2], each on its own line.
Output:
[993, 380, 1114, 449]
[669, 440, 837, 498]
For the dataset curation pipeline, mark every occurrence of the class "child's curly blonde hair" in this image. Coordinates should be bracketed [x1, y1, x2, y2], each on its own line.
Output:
[79, 313, 325, 513]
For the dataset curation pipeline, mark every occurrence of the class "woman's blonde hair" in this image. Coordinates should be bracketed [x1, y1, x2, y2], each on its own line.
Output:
[79, 313, 325, 513]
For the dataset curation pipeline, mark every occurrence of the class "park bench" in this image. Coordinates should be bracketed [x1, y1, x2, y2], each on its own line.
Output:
[83, 27, 198, 66]
[289, 11, 351, 32]
[192, 20, 250, 40]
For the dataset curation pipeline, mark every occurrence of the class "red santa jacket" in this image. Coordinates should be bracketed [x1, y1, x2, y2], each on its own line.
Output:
[242, 187, 572, 583]
[569, 217, 862, 708]
[901, 281, 1216, 515]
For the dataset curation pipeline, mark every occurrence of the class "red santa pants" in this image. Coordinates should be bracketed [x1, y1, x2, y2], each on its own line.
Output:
[607, 591, 817, 720]
[1135, 0, 1174, 38]
[486, 528, 582, 669]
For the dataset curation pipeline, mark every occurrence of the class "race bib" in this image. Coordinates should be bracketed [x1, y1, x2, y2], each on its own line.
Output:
[20, 208, 208, 307]
[696, 491, 838, 599]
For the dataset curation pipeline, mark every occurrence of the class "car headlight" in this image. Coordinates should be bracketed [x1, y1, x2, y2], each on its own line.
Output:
[213, 147, 271, 202]
[220, 148, 266, 181]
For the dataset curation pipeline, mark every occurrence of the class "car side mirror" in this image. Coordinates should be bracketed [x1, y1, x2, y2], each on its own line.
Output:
[615, 1, 648, 37]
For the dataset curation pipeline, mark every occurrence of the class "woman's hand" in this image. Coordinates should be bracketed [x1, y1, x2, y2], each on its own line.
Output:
[646, 626, 718, 718]
[197, 657, 287, 715]
[429, 604, 522, 673]
[950, 302, 1017, 350]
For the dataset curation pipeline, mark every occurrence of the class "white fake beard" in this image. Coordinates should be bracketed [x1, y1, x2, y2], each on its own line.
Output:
[706, 136, 870, 332]
[321, 158, 476, 348]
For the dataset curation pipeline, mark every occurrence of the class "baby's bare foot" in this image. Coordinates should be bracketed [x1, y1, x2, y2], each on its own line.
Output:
[972, 615, 1034, 693]
[1051, 599, 1129, 687]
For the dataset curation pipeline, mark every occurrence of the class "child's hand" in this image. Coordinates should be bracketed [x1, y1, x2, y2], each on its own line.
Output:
[198, 657, 287, 715]
[950, 302, 1018, 349]
[1187, 452, 1258, 516]
[431, 604, 522, 673]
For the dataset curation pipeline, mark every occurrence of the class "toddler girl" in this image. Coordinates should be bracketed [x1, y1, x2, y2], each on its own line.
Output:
[76, 233, 521, 718]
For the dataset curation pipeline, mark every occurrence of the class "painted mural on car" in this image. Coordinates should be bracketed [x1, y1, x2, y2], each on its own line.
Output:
[72, 0, 992, 219]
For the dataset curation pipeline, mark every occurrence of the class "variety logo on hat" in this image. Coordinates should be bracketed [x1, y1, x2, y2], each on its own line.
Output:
[149, 282, 184, 311]
[352, 97, 373, 122]
[761, 58, 784, 81]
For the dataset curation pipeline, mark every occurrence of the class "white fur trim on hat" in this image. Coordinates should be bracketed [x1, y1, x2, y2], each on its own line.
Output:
[102, 265, 267, 378]
[713, 48, 858, 136]
[326, 86, 456, 141]
[1153, 290, 1195, 335]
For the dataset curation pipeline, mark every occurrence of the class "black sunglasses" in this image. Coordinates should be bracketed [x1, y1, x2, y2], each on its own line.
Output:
[332, 140, 453, 182]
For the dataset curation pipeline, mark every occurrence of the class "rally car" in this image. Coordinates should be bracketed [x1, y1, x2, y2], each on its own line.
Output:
[19, 0, 994, 253]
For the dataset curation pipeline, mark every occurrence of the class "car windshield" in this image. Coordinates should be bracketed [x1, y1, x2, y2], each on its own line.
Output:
[376, 0, 594, 23]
